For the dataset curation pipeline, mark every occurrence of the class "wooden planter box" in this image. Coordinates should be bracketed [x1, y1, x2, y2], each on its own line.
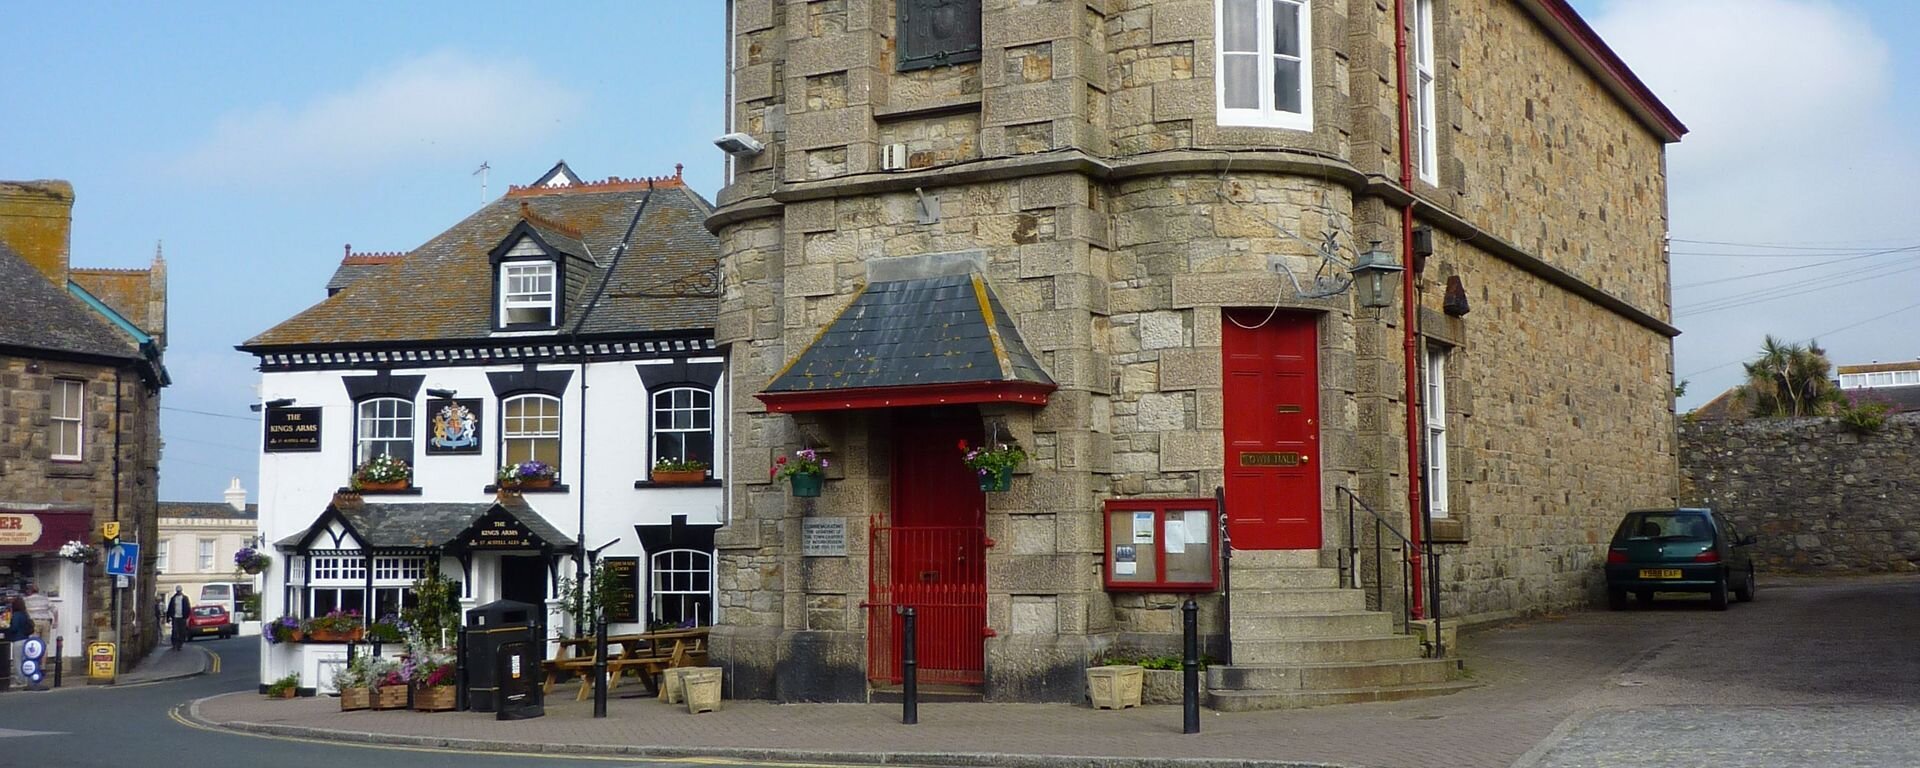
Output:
[413, 684, 456, 712]
[305, 627, 364, 643]
[357, 479, 409, 492]
[339, 687, 371, 711]
[269, 688, 297, 700]
[681, 667, 723, 714]
[1086, 665, 1144, 710]
[372, 685, 411, 710]
[650, 469, 708, 485]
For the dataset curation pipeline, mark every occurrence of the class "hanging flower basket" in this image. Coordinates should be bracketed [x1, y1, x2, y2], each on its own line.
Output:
[979, 465, 1014, 493]
[233, 546, 270, 575]
[789, 472, 823, 497]
[59, 540, 98, 564]
[771, 449, 829, 497]
[961, 440, 1026, 493]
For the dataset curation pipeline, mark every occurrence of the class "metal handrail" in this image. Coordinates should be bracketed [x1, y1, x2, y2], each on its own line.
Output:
[1333, 486, 1446, 658]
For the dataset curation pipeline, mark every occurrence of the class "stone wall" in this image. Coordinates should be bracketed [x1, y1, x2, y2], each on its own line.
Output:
[1680, 414, 1920, 574]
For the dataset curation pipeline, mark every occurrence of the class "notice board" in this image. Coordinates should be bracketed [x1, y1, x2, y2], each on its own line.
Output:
[1102, 498, 1220, 592]
[603, 557, 640, 624]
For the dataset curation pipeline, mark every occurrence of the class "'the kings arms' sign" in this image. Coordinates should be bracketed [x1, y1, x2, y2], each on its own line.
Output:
[264, 406, 322, 452]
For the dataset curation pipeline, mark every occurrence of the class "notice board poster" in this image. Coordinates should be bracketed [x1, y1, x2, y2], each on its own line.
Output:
[603, 557, 640, 624]
[1103, 498, 1220, 592]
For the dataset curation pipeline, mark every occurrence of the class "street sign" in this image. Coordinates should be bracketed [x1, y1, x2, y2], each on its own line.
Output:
[20, 638, 43, 685]
[88, 642, 115, 681]
[100, 521, 120, 540]
[115, 575, 130, 588]
[105, 542, 138, 576]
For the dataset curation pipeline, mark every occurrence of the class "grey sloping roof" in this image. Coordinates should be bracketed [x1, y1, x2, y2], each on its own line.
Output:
[765, 273, 1054, 393]
[243, 172, 718, 349]
[1847, 386, 1920, 413]
[281, 496, 577, 550]
[159, 502, 259, 520]
[326, 260, 396, 294]
[0, 242, 141, 360]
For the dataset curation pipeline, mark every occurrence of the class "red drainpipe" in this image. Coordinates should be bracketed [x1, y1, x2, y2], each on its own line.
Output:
[1392, 0, 1426, 620]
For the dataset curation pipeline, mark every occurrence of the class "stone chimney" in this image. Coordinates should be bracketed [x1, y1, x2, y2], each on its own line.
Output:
[0, 180, 75, 284]
[225, 477, 248, 511]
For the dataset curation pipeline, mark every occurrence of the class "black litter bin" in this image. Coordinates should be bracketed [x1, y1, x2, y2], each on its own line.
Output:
[494, 637, 544, 720]
[463, 599, 539, 713]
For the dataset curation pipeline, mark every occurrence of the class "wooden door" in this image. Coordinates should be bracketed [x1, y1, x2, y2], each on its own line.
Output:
[1221, 310, 1322, 550]
[869, 408, 987, 685]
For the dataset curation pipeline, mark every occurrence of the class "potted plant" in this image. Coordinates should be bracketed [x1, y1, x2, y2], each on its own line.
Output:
[352, 454, 412, 492]
[650, 456, 710, 485]
[961, 440, 1027, 492]
[233, 546, 271, 575]
[334, 657, 373, 711]
[409, 654, 457, 712]
[264, 615, 302, 644]
[771, 448, 829, 497]
[266, 673, 300, 699]
[368, 616, 406, 644]
[304, 610, 364, 643]
[497, 460, 557, 489]
[58, 540, 98, 564]
[371, 659, 409, 710]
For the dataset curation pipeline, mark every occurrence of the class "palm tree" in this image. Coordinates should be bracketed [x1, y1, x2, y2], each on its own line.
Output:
[1740, 335, 1842, 417]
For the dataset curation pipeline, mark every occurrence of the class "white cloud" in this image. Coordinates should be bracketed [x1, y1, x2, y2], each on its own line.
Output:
[1590, 0, 1920, 404]
[173, 50, 581, 181]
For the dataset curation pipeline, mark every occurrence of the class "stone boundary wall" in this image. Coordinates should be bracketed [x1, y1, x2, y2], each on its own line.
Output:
[1680, 413, 1920, 574]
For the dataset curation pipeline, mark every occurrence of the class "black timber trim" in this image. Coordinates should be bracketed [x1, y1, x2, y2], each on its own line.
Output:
[341, 372, 425, 401]
[633, 361, 724, 391]
[244, 336, 719, 372]
[485, 367, 574, 398]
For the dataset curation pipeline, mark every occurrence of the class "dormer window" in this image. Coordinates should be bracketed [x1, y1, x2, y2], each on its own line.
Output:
[501, 261, 557, 327]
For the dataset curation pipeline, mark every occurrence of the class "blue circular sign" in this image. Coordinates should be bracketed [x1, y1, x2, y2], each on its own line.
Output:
[21, 638, 44, 683]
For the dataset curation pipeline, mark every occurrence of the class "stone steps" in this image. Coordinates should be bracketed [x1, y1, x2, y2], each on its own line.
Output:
[1229, 610, 1395, 639]
[1229, 567, 1342, 590]
[1227, 634, 1426, 664]
[1207, 680, 1479, 712]
[1228, 587, 1367, 614]
[1208, 657, 1458, 691]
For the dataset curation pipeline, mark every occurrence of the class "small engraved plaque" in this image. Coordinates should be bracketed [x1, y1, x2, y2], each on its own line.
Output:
[1275, 404, 1303, 413]
[801, 518, 849, 557]
[1239, 452, 1301, 467]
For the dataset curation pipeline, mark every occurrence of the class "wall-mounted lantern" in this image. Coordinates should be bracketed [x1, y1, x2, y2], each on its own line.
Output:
[1348, 242, 1405, 309]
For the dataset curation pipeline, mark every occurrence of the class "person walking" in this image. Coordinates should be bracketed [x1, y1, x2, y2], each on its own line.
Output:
[22, 583, 53, 640]
[4, 596, 33, 687]
[164, 587, 192, 651]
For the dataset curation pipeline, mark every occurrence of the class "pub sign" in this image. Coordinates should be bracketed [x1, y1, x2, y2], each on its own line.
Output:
[264, 406, 323, 452]
[463, 508, 537, 550]
[425, 398, 483, 455]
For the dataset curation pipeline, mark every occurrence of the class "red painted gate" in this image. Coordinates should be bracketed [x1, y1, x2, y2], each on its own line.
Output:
[868, 409, 988, 686]
[1221, 310, 1322, 550]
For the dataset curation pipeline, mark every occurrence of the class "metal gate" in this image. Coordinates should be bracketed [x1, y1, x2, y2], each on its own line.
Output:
[867, 522, 988, 685]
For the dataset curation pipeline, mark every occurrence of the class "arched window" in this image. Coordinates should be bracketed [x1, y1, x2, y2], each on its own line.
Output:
[502, 394, 562, 473]
[651, 387, 714, 469]
[651, 549, 713, 628]
[355, 397, 414, 466]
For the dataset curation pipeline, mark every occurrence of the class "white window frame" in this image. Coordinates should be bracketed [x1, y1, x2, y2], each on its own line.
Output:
[651, 548, 714, 627]
[307, 552, 370, 618]
[354, 397, 415, 466]
[1412, 0, 1439, 185]
[156, 540, 170, 574]
[1424, 345, 1449, 519]
[500, 261, 557, 327]
[502, 394, 563, 476]
[52, 379, 84, 461]
[1214, 0, 1314, 131]
[652, 386, 715, 469]
[198, 538, 217, 572]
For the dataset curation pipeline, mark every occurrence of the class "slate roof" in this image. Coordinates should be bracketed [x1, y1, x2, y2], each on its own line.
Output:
[325, 252, 404, 295]
[279, 496, 576, 550]
[159, 502, 259, 520]
[1846, 386, 1920, 413]
[243, 169, 717, 349]
[764, 273, 1054, 393]
[1688, 385, 1920, 420]
[0, 242, 141, 360]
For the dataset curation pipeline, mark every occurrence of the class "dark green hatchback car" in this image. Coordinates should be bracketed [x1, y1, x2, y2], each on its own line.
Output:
[1604, 508, 1757, 610]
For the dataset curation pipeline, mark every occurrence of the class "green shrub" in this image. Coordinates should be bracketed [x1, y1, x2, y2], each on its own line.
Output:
[1836, 401, 1890, 434]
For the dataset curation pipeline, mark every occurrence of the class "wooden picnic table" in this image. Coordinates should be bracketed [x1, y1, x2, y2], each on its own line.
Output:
[541, 628, 710, 700]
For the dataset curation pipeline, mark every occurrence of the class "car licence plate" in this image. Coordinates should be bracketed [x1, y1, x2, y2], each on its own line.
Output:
[1639, 569, 1683, 579]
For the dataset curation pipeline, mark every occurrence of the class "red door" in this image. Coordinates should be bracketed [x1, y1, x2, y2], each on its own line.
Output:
[869, 408, 987, 685]
[1221, 310, 1322, 550]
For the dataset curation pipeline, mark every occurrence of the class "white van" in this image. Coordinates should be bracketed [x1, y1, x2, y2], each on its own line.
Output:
[198, 582, 255, 616]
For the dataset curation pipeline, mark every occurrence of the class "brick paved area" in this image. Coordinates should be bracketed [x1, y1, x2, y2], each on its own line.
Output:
[194, 576, 1920, 768]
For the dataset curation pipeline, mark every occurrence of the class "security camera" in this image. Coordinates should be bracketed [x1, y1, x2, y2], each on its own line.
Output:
[714, 132, 765, 157]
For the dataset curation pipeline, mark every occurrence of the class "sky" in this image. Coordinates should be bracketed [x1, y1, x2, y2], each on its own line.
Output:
[3, 1, 1916, 502]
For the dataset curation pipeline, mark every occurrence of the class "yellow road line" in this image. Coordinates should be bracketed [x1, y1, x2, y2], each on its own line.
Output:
[207, 650, 221, 675]
[167, 704, 869, 768]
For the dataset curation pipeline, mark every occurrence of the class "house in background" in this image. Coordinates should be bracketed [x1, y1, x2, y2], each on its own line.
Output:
[0, 179, 168, 671]
[239, 163, 725, 693]
[708, 0, 1683, 706]
[1836, 361, 1920, 411]
[157, 478, 260, 623]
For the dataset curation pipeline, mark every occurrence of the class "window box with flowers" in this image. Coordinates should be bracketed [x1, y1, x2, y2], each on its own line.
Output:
[264, 615, 303, 644]
[304, 610, 365, 643]
[650, 456, 710, 485]
[497, 460, 557, 490]
[771, 448, 829, 497]
[233, 546, 270, 575]
[961, 440, 1026, 492]
[352, 454, 413, 492]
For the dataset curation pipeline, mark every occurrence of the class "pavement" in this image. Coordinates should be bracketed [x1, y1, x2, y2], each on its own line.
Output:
[14, 637, 214, 690]
[182, 575, 1920, 768]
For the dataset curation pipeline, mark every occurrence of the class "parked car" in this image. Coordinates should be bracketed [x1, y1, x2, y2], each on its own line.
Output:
[1605, 507, 1757, 610]
[187, 605, 236, 639]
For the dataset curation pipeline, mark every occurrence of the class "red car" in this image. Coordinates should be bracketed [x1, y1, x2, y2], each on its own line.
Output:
[187, 605, 236, 640]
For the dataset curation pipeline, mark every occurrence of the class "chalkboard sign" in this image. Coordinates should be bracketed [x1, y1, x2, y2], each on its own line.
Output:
[603, 557, 640, 624]
[263, 407, 322, 452]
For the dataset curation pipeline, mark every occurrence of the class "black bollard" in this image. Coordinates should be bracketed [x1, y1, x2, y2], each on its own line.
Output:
[0, 639, 11, 693]
[901, 606, 918, 725]
[1182, 597, 1199, 735]
[592, 610, 609, 718]
[53, 636, 63, 688]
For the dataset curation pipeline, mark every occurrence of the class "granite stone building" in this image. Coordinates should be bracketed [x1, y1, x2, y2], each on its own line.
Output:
[0, 179, 169, 671]
[707, 0, 1684, 706]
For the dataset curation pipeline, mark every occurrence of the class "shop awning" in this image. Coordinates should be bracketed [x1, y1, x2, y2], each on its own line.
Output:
[278, 494, 576, 553]
[0, 504, 93, 554]
[757, 272, 1056, 412]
